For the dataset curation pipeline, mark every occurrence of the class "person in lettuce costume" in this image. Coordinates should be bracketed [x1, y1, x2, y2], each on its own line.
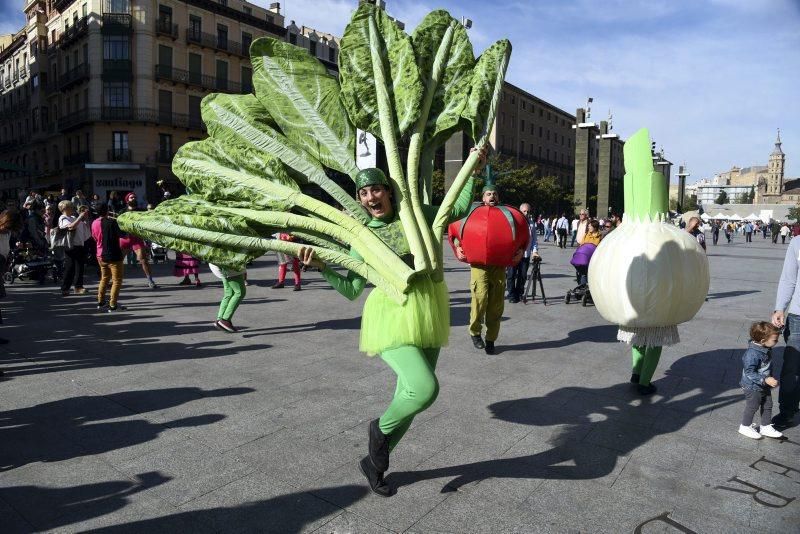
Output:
[116, 5, 510, 497]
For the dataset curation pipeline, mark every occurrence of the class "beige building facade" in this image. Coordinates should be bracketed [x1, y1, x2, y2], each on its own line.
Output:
[0, 0, 284, 203]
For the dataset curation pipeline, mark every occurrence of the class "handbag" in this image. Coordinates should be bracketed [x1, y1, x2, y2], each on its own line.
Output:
[50, 227, 75, 250]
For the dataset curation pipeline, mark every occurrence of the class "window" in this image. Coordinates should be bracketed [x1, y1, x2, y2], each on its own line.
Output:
[546, 148, 550, 161]
[219, 0, 227, 5]
[520, 140, 524, 154]
[241, 32, 252, 52]
[32, 108, 39, 132]
[538, 126, 542, 137]
[105, 0, 130, 12]
[32, 74, 39, 89]
[328, 47, 335, 62]
[158, 45, 172, 69]
[188, 53, 202, 84]
[104, 35, 130, 59]
[309, 40, 317, 56]
[216, 59, 228, 90]
[188, 95, 202, 127]
[103, 81, 130, 108]
[158, 4, 172, 24]
[112, 132, 128, 157]
[243, 5, 252, 15]
[289, 32, 297, 45]
[520, 119, 525, 132]
[522, 101, 526, 110]
[82, 3, 87, 16]
[241, 65, 252, 93]
[217, 24, 228, 49]
[189, 15, 201, 39]
[159, 133, 172, 159]
[158, 89, 172, 121]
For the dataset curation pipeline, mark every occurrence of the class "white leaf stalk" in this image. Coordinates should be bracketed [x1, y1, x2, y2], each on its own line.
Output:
[406, 20, 457, 273]
[367, 14, 432, 273]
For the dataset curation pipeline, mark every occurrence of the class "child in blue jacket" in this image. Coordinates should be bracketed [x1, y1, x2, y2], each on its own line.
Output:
[739, 321, 783, 439]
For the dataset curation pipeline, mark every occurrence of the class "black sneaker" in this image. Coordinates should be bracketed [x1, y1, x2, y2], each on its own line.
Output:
[471, 335, 485, 350]
[368, 419, 390, 473]
[630, 373, 640, 384]
[358, 456, 392, 497]
[107, 304, 126, 313]
[485, 341, 496, 355]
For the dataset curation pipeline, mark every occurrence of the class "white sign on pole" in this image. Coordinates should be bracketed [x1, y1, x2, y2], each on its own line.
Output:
[355, 129, 377, 170]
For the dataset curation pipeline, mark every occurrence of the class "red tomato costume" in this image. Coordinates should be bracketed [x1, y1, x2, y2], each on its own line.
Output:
[447, 204, 530, 267]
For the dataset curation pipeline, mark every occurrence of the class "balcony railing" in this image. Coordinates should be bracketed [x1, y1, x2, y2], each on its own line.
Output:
[59, 16, 89, 49]
[102, 13, 133, 33]
[58, 107, 208, 132]
[155, 149, 174, 163]
[59, 63, 89, 90]
[156, 19, 179, 39]
[108, 148, 132, 162]
[64, 151, 91, 166]
[185, 29, 246, 57]
[154, 64, 242, 93]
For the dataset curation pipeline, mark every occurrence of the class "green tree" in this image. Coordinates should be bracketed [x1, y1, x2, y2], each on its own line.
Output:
[788, 204, 800, 222]
[430, 169, 445, 206]
[715, 190, 729, 205]
[685, 194, 699, 211]
[748, 187, 755, 203]
[473, 154, 571, 214]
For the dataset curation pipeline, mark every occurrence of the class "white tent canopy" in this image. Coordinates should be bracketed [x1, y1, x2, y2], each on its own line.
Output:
[729, 214, 743, 221]
[745, 213, 760, 221]
[712, 212, 728, 219]
[700, 213, 710, 220]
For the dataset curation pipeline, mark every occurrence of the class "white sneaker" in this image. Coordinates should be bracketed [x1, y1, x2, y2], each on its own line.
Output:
[738, 424, 762, 439]
[759, 424, 784, 438]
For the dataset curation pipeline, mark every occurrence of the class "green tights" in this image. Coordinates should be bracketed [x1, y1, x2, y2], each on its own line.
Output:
[378, 345, 440, 451]
[632, 345, 663, 386]
[217, 275, 246, 321]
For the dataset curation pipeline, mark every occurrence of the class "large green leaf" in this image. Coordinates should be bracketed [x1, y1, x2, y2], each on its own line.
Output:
[202, 93, 368, 223]
[172, 138, 298, 211]
[463, 39, 512, 143]
[118, 200, 268, 268]
[411, 10, 475, 151]
[250, 37, 358, 177]
[339, 2, 423, 140]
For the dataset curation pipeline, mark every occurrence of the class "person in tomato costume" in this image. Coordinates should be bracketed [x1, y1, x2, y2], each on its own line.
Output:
[450, 180, 529, 354]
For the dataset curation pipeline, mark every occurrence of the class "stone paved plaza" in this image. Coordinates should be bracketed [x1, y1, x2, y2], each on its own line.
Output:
[1, 234, 798, 533]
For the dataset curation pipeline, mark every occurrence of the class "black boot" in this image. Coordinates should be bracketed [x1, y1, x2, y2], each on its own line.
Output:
[471, 335, 485, 350]
[630, 373, 640, 384]
[359, 456, 392, 497]
[369, 419, 390, 473]
[484, 341, 495, 355]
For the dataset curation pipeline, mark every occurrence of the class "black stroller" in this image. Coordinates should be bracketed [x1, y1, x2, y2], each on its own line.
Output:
[4, 245, 58, 285]
[564, 243, 596, 306]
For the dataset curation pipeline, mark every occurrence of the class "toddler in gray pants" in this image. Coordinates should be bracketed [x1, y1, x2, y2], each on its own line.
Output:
[739, 321, 783, 439]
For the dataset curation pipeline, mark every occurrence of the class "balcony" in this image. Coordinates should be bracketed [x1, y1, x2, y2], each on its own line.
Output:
[59, 63, 89, 91]
[58, 107, 208, 132]
[156, 19, 179, 39]
[184, 0, 285, 37]
[185, 29, 246, 57]
[108, 148, 132, 162]
[154, 64, 241, 93]
[64, 151, 91, 166]
[102, 59, 133, 81]
[102, 13, 133, 34]
[155, 149, 174, 164]
[59, 16, 89, 49]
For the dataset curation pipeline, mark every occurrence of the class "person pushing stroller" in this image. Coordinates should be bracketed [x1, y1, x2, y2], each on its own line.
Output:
[565, 220, 602, 305]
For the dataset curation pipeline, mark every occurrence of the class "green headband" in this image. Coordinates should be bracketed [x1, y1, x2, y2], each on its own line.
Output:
[355, 168, 390, 190]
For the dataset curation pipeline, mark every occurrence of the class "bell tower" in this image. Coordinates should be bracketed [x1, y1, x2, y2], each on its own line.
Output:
[767, 128, 785, 195]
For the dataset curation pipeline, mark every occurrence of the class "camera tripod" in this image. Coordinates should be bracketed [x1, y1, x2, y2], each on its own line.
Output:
[522, 256, 547, 305]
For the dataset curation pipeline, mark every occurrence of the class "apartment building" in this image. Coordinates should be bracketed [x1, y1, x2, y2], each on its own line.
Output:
[0, 0, 284, 203]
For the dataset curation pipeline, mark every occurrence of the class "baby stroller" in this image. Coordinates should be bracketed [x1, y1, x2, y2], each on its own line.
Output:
[150, 241, 168, 263]
[4, 245, 57, 285]
[564, 243, 596, 306]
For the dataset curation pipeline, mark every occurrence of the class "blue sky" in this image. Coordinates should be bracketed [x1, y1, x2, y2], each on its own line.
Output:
[3, 0, 798, 183]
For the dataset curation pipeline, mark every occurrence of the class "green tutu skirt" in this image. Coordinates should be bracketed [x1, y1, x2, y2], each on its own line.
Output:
[360, 274, 450, 355]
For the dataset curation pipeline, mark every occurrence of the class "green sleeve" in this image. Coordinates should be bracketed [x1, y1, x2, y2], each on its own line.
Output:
[321, 247, 366, 301]
[422, 176, 475, 226]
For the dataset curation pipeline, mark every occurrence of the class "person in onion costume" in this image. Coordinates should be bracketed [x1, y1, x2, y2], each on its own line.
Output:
[116, 5, 510, 497]
[588, 128, 709, 395]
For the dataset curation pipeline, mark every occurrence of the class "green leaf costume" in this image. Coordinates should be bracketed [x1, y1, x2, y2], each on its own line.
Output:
[117, 5, 511, 485]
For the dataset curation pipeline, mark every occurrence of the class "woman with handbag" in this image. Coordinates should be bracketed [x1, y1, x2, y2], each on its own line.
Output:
[57, 200, 90, 297]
